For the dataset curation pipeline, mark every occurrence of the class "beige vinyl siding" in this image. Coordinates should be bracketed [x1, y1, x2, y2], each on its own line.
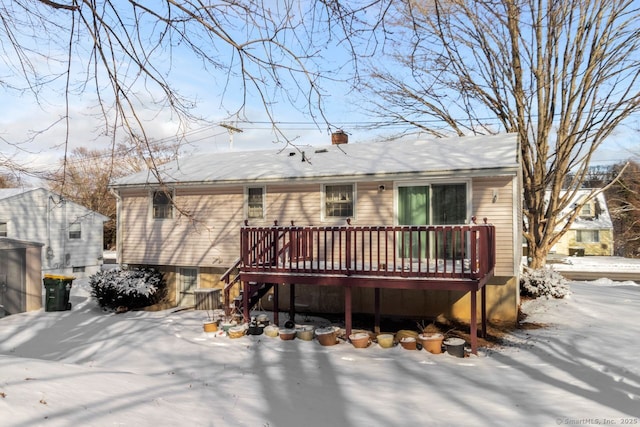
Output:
[353, 181, 394, 225]
[252, 181, 394, 226]
[119, 175, 518, 275]
[260, 183, 320, 226]
[120, 187, 244, 266]
[472, 176, 517, 277]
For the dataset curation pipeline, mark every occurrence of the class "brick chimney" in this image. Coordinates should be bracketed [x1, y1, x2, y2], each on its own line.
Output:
[331, 130, 348, 145]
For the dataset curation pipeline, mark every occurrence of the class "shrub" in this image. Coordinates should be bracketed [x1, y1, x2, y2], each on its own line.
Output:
[520, 266, 570, 299]
[89, 268, 167, 311]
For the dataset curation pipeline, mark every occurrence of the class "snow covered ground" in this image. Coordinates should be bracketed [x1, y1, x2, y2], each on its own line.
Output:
[1, 262, 639, 426]
[550, 255, 640, 273]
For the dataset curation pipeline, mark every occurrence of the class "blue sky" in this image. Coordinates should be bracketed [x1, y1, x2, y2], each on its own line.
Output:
[0, 1, 637, 180]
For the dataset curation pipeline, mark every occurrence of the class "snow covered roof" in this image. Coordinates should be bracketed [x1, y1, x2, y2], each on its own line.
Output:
[0, 187, 36, 200]
[111, 133, 520, 187]
[0, 237, 44, 249]
[0, 187, 110, 221]
[557, 190, 613, 230]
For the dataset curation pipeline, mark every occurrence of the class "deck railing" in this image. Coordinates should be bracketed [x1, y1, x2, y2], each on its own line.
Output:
[240, 224, 495, 280]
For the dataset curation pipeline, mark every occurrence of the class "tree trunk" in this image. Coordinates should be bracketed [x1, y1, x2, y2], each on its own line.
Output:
[527, 244, 549, 269]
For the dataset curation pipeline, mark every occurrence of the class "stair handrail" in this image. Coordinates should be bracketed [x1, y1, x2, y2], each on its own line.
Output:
[222, 257, 242, 317]
[224, 223, 290, 317]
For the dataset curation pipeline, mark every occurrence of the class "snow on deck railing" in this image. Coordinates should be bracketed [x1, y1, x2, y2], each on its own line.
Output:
[240, 223, 495, 280]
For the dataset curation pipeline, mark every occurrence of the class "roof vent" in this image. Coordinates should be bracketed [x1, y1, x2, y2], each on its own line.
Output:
[331, 130, 348, 145]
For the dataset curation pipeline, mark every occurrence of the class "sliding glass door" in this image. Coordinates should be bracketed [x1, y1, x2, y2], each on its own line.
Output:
[397, 183, 467, 259]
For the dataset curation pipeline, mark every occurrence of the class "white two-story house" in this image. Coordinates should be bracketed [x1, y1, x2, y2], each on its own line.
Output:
[0, 188, 109, 277]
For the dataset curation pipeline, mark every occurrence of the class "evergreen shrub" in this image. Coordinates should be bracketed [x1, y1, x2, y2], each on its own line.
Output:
[520, 266, 570, 299]
[89, 268, 167, 311]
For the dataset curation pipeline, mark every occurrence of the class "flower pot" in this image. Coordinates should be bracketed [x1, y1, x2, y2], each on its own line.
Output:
[315, 327, 338, 346]
[279, 328, 296, 340]
[395, 330, 419, 342]
[419, 333, 444, 354]
[228, 325, 246, 339]
[376, 333, 395, 348]
[256, 314, 270, 325]
[220, 322, 235, 333]
[349, 332, 370, 348]
[296, 326, 314, 341]
[247, 323, 264, 336]
[203, 321, 218, 333]
[399, 336, 417, 350]
[264, 324, 279, 338]
[444, 337, 466, 357]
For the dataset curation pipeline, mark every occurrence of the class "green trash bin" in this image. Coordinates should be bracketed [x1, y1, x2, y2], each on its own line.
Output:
[43, 274, 75, 312]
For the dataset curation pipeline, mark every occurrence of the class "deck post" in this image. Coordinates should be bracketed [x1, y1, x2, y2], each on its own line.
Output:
[243, 281, 250, 323]
[289, 283, 296, 322]
[345, 286, 352, 339]
[374, 288, 381, 334]
[470, 289, 478, 355]
[481, 285, 487, 338]
[273, 283, 279, 326]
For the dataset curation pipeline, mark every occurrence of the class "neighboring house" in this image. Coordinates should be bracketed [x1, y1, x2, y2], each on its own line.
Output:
[551, 190, 614, 256]
[110, 132, 523, 338]
[0, 188, 110, 277]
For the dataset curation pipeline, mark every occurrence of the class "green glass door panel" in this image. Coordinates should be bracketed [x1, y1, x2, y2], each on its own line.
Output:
[398, 186, 428, 258]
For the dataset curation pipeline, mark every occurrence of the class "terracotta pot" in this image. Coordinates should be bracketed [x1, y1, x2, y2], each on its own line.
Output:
[419, 333, 444, 354]
[399, 336, 417, 350]
[349, 332, 370, 348]
[395, 330, 419, 342]
[279, 328, 296, 340]
[315, 327, 338, 346]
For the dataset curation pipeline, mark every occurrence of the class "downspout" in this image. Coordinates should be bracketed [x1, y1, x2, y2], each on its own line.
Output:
[109, 187, 122, 266]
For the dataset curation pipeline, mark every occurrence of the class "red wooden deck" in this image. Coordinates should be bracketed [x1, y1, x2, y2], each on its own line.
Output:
[225, 220, 496, 354]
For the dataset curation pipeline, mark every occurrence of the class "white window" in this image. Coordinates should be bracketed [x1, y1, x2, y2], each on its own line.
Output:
[246, 187, 265, 219]
[580, 203, 592, 217]
[576, 230, 599, 243]
[0, 222, 7, 237]
[324, 184, 354, 218]
[68, 222, 81, 239]
[152, 190, 173, 219]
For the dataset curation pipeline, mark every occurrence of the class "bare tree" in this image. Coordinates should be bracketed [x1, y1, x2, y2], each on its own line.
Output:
[0, 1, 387, 186]
[605, 160, 640, 258]
[0, 172, 22, 188]
[362, 0, 640, 267]
[46, 141, 179, 248]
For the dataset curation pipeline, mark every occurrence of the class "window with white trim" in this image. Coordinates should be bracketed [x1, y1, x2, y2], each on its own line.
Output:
[580, 203, 593, 217]
[325, 184, 354, 218]
[247, 187, 265, 219]
[576, 230, 599, 243]
[68, 222, 81, 239]
[0, 222, 7, 237]
[152, 190, 173, 219]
